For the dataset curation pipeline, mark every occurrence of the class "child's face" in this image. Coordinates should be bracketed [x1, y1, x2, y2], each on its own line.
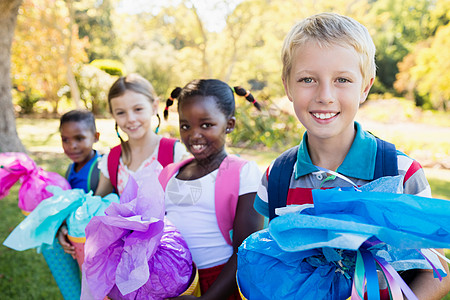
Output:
[110, 90, 158, 141]
[283, 41, 373, 143]
[60, 121, 99, 166]
[178, 95, 235, 161]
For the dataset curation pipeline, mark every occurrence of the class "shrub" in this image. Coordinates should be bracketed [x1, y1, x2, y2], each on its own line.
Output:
[90, 59, 125, 77]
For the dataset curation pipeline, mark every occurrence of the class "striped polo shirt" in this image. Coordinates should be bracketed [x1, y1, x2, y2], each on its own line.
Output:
[254, 122, 431, 218]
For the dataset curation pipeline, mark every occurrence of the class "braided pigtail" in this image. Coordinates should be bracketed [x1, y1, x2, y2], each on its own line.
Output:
[233, 86, 261, 111]
[115, 122, 131, 165]
[164, 87, 182, 120]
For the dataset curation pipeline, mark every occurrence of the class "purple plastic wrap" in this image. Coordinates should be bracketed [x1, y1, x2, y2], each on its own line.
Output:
[0, 152, 71, 213]
[82, 164, 193, 300]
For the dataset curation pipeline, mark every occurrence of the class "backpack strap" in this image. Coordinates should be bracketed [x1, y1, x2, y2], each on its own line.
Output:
[374, 137, 398, 179]
[215, 155, 247, 246]
[267, 138, 398, 220]
[157, 137, 177, 168]
[64, 163, 73, 180]
[107, 145, 122, 192]
[158, 157, 194, 190]
[87, 154, 101, 192]
[268, 146, 298, 221]
[158, 155, 247, 246]
[108, 138, 178, 192]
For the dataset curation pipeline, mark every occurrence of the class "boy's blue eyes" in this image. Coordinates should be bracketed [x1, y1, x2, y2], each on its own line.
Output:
[297, 77, 351, 83]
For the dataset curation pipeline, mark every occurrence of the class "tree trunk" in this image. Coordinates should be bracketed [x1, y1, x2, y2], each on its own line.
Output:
[0, 0, 26, 153]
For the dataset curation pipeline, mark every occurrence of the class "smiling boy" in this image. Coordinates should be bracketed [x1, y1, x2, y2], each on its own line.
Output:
[253, 12, 450, 299]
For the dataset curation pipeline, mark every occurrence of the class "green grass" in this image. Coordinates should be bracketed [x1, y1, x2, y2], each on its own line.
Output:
[1, 117, 449, 298]
[0, 185, 63, 299]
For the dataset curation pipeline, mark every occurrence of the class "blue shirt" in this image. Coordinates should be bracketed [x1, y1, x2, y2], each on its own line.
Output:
[67, 151, 100, 193]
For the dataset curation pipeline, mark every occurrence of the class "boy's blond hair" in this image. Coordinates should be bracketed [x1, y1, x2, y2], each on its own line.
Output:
[281, 12, 376, 89]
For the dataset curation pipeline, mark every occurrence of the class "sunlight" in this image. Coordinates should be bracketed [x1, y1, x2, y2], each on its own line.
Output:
[116, 0, 242, 32]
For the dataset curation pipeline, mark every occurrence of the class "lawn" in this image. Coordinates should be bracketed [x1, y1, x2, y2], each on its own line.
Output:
[0, 116, 449, 299]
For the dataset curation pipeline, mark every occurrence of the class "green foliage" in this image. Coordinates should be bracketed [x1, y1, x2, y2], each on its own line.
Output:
[75, 64, 117, 115]
[12, 0, 89, 114]
[12, 86, 42, 115]
[368, 0, 449, 91]
[410, 23, 450, 110]
[90, 59, 124, 77]
[230, 96, 303, 152]
[124, 42, 179, 97]
[74, 0, 118, 61]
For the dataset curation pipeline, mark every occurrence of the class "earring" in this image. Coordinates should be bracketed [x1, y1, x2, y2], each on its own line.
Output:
[155, 114, 161, 134]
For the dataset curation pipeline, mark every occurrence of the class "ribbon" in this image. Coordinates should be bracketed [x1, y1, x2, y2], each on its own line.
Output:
[374, 256, 419, 300]
[360, 248, 380, 300]
[314, 166, 360, 189]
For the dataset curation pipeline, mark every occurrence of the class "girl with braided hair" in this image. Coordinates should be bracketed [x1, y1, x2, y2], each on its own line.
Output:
[159, 79, 263, 299]
[94, 73, 188, 198]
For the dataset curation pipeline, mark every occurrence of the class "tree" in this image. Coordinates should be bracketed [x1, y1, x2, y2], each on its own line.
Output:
[74, 0, 118, 61]
[0, 0, 25, 153]
[12, 0, 88, 114]
[410, 24, 450, 110]
[367, 0, 449, 91]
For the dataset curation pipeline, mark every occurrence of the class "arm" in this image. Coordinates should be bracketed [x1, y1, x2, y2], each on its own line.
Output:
[399, 159, 450, 298]
[169, 192, 264, 300]
[403, 249, 450, 299]
[201, 192, 264, 300]
[94, 172, 114, 197]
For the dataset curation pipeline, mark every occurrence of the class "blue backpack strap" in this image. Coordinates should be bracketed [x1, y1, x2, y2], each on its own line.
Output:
[374, 137, 398, 179]
[87, 154, 101, 192]
[268, 146, 298, 220]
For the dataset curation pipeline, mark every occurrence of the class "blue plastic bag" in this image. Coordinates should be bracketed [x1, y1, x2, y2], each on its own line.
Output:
[237, 176, 450, 299]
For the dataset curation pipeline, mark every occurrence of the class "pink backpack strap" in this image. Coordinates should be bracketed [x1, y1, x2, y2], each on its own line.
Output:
[157, 137, 178, 168]
[159, 157, 194, 190]
[159, 154, 247, 246]
[107, 145, 122, 192]
[215, 155, 248, 246]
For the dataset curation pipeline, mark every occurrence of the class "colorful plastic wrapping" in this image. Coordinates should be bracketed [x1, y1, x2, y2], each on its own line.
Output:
[82, 164, 193, 300]
[0, 152, 71, 213]
[40, 240, 82, 300]
[3, 186, 119, 251]
[3, 186, 120, 299]
[237, 176, 450, 300]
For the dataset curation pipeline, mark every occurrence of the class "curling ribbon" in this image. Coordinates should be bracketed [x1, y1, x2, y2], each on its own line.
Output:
[429, 248, 450, 265]
[374, 256, 419, 300]
[351, 250, 365, 299]
[315, 166, 360, 189]
[416, 249, 442, 281]
[360, 248, 380, 300]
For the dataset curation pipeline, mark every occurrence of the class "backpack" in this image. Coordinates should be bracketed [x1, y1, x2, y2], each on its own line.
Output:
[107, 137, 177, 192]
[159, 155, 248, 246]
[65, 155, 101, 192]
[267, 137, 398, 220]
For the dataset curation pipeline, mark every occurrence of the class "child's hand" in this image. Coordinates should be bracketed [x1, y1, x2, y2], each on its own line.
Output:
[57, 225, 76, 259]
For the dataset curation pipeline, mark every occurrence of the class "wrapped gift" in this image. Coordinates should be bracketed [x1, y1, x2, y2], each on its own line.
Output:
[82, 163, 195, 300]
[237, 176, 450, 300]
